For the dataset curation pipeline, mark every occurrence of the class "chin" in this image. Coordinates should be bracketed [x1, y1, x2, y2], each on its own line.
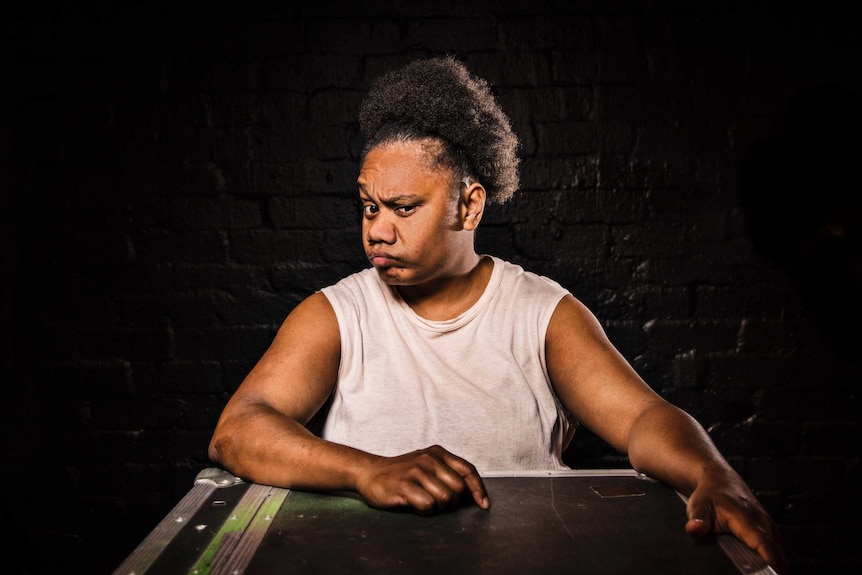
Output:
[374, 267, 413, 286]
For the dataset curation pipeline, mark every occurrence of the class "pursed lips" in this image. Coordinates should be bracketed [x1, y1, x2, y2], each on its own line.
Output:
[368, 251, 398, 266]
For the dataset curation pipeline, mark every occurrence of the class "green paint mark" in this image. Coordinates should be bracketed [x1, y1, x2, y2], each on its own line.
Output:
[187, 483, 274, 575]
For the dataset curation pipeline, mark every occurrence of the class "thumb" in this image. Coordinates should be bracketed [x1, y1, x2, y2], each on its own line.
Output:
[685, 496, 715, 538]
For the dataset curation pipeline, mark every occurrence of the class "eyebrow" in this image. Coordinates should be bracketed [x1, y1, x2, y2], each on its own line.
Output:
[358, 188, 421, 206]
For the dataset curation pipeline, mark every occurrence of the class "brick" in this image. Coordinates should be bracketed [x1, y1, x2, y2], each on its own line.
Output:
[69, 232, 137, 267]
[515, 187, 599, 224]
[520, 156, 598, 191]
[512, 221, 607, 261]
[64, 430, 142, 463]
[535, 120, 597, 155]
[747, 420, 801, 457]
[137, 229, 228, 264]
[550, 51, 599, 84]
[170, 263, 268, 291]
[213, 288, 296, 327]
[643, 318, 739, 355]
[169, 197, 262, 230]
[612, 221, 697, 258]
[264, 54, 363, 92]
[406, 17, 499, 53]
[269, 261, 362, 294]
[163, 360, 224, 394]
[173, 326, 277, 361]
[469, 52, 551, 88]
[306, 16, 403, 54]
[268, 195, 358, 229]
[475, 225, 515, 257]
[38, 360, 135, 398]
[801, 422, 862, 457]
[250, 159, 359, 197]
[503, 15, 595, 52]
[78, 326, 175, 362]
[696, 285, 806, 322]
[504, 86, 594, 122]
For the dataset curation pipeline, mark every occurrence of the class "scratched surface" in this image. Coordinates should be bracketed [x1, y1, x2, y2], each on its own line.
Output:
[245, 476, 741, 575]
[141, 481, 252, 575]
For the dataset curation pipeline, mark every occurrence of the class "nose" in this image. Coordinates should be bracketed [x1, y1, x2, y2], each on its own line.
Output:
[365, 212, 396, 245]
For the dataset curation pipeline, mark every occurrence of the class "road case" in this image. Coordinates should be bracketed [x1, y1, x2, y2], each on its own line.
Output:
[113, 467, 773, 575]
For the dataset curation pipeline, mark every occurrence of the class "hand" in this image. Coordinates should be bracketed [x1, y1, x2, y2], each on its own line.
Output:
[354, 445, 490, 515]
[684, 467, 787, 574]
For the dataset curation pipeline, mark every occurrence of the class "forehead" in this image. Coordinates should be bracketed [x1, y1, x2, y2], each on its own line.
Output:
[358, 140, 454, 195]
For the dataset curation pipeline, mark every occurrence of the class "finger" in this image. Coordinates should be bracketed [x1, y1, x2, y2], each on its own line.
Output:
[685, 495, 715, 536]
[411, 467, 464, 508]
[731, 525, 785, 574]
[435, 448, 490, 509]
[398, 478, 444, 516]
[753, 540, 786, 575]
[685, 517, 712, 537]
[722, 509, 786, 574]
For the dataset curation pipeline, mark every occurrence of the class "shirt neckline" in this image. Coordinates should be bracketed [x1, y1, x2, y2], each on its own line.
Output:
[382, 255, 503, 332]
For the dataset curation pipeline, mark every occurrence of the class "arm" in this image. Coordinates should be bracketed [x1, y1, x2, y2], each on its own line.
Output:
[546, 295, 786, 573]
[208, 292, 488, 514]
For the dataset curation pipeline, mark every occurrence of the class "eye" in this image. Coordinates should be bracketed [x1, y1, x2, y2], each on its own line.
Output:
[395, 205, 417, 215]
[363, 204, 378, 216]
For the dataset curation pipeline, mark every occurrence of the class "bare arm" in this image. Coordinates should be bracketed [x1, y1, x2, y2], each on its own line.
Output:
[208, 292, 488, 513]
[546, 295, 786, 573]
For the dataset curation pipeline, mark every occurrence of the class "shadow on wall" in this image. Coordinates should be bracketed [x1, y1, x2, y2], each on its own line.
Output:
[740, 84, 862, 363]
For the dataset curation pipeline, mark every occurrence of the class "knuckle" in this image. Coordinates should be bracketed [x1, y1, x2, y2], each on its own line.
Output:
[415, 452, 439, 466]
[414, 497, 436, 513]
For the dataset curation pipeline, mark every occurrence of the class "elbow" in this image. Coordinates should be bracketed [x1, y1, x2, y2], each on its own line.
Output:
[208, 429, 231, 466]
[208, 437, 221, 464]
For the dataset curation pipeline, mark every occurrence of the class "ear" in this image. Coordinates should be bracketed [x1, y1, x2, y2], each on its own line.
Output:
[460, 181, 486, 231]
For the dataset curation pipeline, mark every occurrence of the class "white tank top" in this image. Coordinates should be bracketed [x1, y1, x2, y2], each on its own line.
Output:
[319, 256, 575, 473]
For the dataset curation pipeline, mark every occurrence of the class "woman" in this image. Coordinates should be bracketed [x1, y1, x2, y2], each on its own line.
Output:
[209, 56, 786, 573]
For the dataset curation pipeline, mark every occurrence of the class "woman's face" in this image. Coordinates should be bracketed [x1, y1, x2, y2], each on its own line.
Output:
[357, 139, 474, 287]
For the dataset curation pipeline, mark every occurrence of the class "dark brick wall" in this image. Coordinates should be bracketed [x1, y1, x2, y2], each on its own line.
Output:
[2, 1, 860, 573]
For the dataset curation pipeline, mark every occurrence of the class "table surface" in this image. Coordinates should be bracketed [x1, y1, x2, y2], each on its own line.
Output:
[113, 468, 773, 575]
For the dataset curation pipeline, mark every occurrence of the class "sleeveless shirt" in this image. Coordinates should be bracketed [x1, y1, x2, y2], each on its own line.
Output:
[319, 256, 576, 473]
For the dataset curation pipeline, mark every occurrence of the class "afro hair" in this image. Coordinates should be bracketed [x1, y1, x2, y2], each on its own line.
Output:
[358, 56, 521, 204]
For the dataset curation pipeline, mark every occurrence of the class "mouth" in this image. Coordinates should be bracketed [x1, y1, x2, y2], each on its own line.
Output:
[368, 251, 398, 267]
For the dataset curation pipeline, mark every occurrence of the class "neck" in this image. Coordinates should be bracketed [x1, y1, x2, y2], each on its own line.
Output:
[396, 255, 491, 321]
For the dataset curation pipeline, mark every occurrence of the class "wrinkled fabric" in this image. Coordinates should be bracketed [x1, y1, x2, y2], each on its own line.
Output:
[319, 256, 575, 473]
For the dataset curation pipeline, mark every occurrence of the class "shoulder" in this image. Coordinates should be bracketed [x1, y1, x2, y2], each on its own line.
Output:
[492, 257, 569, 299]
[318, 267, 391, 326]
[283, 291, 339, 335]
[257, 291, 341, 386]
[321, 267, 380, 299]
